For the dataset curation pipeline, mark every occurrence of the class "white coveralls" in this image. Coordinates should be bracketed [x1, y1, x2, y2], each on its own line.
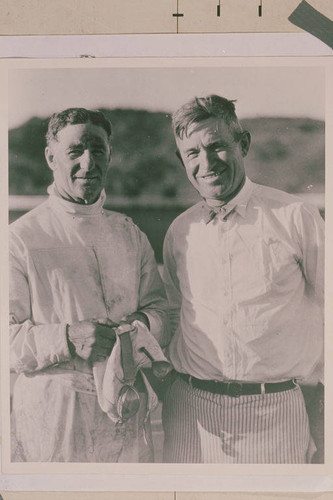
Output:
[10, 186, 168, 462]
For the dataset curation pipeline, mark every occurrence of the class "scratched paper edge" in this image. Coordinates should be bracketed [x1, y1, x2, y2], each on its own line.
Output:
[1, 494, 333, 500]
[0, 0, 332, 35]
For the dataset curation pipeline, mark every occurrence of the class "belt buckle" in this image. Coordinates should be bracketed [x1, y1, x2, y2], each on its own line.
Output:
[227, 382, 242, 397]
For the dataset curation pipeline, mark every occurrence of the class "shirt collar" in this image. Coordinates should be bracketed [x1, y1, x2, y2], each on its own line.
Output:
[202, 177, 254, 224]
[47, 182, 106, 216]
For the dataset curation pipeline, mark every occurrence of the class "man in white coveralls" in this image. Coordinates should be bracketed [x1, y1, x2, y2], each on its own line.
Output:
[10, 108, 169, 462]
[162, 95, 324, 464]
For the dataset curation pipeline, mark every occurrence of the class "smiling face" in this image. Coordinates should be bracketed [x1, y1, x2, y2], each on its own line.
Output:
[176, 117, 251, 202]
[45, 122, 111, 204]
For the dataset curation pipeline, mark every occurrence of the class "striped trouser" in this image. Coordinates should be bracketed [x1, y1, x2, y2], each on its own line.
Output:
[162, 376, 310, 463]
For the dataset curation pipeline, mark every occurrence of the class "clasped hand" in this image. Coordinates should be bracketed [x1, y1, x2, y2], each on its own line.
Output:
[67, 318, 118, 362]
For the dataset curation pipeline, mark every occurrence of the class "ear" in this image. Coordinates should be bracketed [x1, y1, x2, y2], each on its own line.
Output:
[45, 146, 56, 172]
[240, 131, 251, 157]
[175, 149, 185, 168]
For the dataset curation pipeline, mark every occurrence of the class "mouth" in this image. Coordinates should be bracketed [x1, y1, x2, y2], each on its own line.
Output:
[199, 169, 226, 181]
[75, 176, 98, 181]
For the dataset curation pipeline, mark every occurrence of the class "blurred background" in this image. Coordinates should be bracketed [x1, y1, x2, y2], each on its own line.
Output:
[8, 64, 325, 460]
[9, 65, 325, 262]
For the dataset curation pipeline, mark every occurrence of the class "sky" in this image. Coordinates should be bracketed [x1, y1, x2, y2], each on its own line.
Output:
[9, 65, 325, 128]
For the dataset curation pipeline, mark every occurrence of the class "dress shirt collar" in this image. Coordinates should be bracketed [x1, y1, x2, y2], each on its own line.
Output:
[47, 182, 106, 216]
[202, 177, 254, 224]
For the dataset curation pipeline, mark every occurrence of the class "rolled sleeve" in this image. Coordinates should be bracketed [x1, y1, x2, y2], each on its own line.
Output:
[10, 321, 71, 373]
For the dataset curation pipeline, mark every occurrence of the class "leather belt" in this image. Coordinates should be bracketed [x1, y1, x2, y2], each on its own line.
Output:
[178, 372, 297, 397]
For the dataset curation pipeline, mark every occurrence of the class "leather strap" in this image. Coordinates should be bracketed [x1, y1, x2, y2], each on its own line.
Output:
[116, 323, 137, 382]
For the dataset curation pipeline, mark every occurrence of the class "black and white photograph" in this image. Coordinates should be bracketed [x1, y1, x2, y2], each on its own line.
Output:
[2, 57, 330, 474]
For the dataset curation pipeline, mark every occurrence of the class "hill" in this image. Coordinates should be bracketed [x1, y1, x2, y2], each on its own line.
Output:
[9, 110, 324, 200]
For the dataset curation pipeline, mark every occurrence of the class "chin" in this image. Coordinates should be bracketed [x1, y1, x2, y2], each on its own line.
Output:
[205, 190, 225, 200]
[80, 189, 98, 201]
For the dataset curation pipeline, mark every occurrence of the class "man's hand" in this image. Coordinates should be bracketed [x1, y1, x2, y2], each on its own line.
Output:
[124, 312, 150, 330]
[67, 318, 118, 362]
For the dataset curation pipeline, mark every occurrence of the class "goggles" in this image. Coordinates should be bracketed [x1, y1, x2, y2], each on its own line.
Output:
[117, 384, 141, 422]
[115, 322, 140, 422]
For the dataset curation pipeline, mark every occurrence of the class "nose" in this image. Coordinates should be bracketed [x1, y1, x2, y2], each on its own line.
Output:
[79, 149, 94, 171]
[199, 149, 215, 171]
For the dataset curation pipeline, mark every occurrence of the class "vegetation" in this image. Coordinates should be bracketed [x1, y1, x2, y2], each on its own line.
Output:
[9, 110, 324, 199]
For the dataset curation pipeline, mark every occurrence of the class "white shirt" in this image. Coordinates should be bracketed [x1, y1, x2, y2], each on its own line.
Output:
[163, 178, 324, 383]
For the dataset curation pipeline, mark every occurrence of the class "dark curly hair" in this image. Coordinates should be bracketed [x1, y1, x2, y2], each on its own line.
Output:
[46, 108, 112, 146]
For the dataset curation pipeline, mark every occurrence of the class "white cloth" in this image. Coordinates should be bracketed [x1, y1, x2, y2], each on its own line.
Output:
[10, 185, 168, 462]
[93, 320, 170, 423]
[163, 178, 324, 384]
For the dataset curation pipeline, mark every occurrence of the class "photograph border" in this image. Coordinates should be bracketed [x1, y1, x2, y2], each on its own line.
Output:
[1, 55, 332, 483]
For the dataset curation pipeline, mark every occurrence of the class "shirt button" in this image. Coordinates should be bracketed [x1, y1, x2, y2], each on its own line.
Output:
[223, 319, 228, 326]
[224, 290, 229, 296]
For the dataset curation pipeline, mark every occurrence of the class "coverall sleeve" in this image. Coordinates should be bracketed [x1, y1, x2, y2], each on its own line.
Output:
[136, 229, 171, 348]
[9, 231, 71, 374]
[162, 226, 182, 338]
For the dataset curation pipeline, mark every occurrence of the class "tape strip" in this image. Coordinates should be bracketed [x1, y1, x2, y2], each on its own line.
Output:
[288, 0, 333, 49]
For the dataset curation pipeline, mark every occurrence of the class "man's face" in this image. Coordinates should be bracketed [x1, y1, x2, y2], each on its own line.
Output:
[176, 117, 250, 202]
[45, 122, 111, 204]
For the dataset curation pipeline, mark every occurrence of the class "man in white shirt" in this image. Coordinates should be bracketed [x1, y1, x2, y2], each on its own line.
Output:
[162, 95, 324, 464]
[10, 108, 169, 462]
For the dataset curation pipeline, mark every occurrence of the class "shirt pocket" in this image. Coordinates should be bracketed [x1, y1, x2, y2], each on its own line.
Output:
[259, 237, 299, 286]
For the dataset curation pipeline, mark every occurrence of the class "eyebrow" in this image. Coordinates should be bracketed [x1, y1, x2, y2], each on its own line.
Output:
[206, 140, 229, 149]
[184, 140, 228, 154]
[184, 147, 200, 156]
[67, 137, 107, 149]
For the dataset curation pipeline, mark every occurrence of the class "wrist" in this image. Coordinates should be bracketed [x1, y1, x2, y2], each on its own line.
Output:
[66, 324, 76, 357]
[126, 312, 150, 330]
